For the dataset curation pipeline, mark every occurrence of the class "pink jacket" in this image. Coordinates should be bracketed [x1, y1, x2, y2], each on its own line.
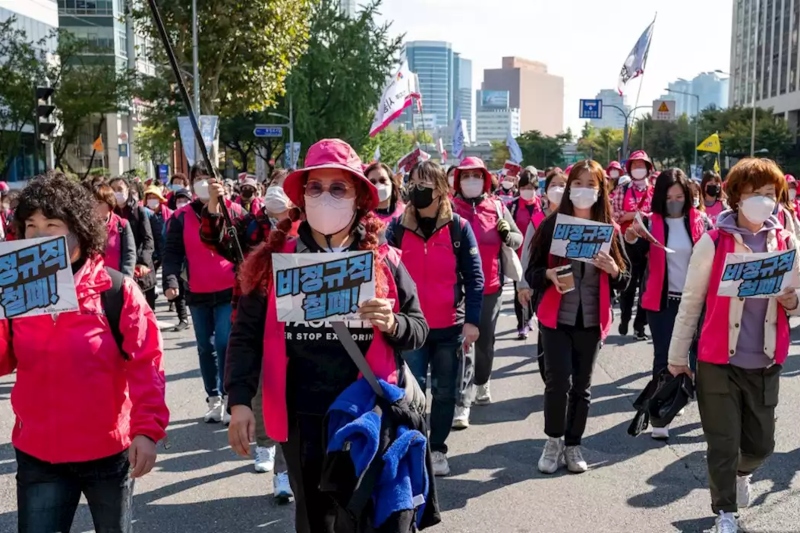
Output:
[512, 197, 539, 259]
[260, 240, 400, 442]
[0, 256, 168, 463]
[103, 212, 127, 271]
[453, 196, 504, 295]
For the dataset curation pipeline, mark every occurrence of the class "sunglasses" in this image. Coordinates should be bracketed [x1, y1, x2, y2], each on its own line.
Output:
[408, 182, 434, 192]
[304, 180, 352, 199]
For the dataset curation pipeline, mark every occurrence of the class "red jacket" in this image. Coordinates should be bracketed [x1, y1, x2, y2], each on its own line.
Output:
[0, 256, 169, 463]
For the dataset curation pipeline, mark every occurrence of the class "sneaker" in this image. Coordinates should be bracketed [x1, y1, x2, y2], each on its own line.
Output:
[475, 382, 492, 405]
[222, 396, 231, 426]
[618, 322, 629, 336]
[452, 406, 470, 429]
[204, 396, 223, 423]
[537, 437, 564, 474]
[564, 445, 588, 473]
[517, 329, 528, 340]
[714, 511, 738, 533]
[273, 471, 293, 503]
[634, 330, 649, 341]
[651, 426, 670, 440]
[736, 474, 752, 508]
[254, 445, 276, 473]
[431, 451, 450, 476]
[173, 320, 190, 332]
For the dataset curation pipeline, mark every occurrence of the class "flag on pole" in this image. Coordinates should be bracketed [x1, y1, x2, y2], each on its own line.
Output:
[92, 135, 104, 152]
[617, 18, 656, 95]
[437, 138, 447, 163]
[698, 132, 722, 153]
[373, 145, 381, 162]
[506, 131, 523, 164]
[714, 157, 721, 174]
[452, 107, 465, 159]
[397, 148, 431, 173]
[369, 60, 421, 137]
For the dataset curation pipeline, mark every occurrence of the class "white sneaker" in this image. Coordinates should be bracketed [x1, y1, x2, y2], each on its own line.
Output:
[204, 396, 223, 423]
[431, 451, 450, 476]
[475, 382, 492, 405]
[222, 396, 231, 426]
[651, 426, 670, 440]
[254, 445, 276, 473]
[714, 511, 738, 533]
[676, 407, 686, 417]
[538, 437, 564, 474]
[564, 445, 588, 473]
[736, 474, 752, 508]
[273, 471, 293, 503]
[452, 406, 470, 429]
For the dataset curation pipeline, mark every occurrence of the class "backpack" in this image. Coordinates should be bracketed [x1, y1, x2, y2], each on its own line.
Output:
[8, 267, 128, 360]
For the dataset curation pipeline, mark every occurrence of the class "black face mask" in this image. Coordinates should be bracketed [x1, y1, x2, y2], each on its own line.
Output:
[241, 189, 254, 199]
[706, 185, 720, 197]
[409, 186, 435, 209]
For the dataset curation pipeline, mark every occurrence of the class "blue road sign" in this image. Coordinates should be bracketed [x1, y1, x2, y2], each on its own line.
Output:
[253, 125, 283, 138]
[579, 99, 603, 120]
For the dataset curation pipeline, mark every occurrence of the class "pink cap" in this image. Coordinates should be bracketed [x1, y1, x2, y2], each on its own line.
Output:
[241, 178, 257, 188]
[453, 156, 492, 194]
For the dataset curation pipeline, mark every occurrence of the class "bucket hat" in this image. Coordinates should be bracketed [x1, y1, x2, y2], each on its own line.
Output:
[453, 157, 492, 194]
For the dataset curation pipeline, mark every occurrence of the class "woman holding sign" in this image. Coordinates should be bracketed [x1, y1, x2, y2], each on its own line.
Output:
[668, 158, 800, 533]
[224, 139, 436, 532]
[527, 160, 631, 475]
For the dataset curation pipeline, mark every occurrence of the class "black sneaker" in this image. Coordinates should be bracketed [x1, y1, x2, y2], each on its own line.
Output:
[173, 320, 190, 332]
[634, 330, 649, 341]
[618, 322, 629, 336]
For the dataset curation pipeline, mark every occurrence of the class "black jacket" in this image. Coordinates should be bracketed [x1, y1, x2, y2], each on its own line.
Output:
[115, 200, 156, 291]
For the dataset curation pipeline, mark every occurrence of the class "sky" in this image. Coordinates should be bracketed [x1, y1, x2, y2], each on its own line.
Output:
[375, 0, 733, 136]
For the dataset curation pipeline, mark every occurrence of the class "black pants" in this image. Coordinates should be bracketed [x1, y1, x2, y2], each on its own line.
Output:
[536, 329, 546, 382]
[175, 279, 188, 322]
[540, 324, 601, 446]
[620, 247, 647, 333]
[16, 448, 133, 533]
[144, 287, 157, 310]
[475, 291, 503, 386]
[513, 282, 533, 331]
[646, 297, 682, 379]
[696, 361, 780, 514]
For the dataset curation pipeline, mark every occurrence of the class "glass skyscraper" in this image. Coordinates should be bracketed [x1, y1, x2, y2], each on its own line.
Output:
[403, 41, 455, 132]
[454, 54, 473, 142]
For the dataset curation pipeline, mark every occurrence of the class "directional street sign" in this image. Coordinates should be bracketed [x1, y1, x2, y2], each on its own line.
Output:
[579, 99, 603, 120]
[653, 99, 676, 121]
[253, 125, 283, 138]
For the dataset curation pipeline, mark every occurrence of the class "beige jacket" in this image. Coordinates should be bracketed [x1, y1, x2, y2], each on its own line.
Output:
[668, 228, 800, 367]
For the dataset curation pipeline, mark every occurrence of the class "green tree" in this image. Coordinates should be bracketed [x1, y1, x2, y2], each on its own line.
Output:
[516, 130, 568, 168]
[134, 123, 175, 174]
[360, 128, 416, 167]
[0, 18, 50, 177]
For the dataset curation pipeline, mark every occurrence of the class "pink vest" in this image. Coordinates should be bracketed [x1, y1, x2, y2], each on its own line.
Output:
[453, 197, 503, 295]
[261, 240, 401, 442]
[641, 210, 705, 312]
[180, 205, 236, 293]
[103, 213, 127, 271]
[374, 202, 406, 224]
[400, 224, 459, 329]
[513, 199, 538, 259]
[704, 200, 725, 224]
[698, 229, 791, 365]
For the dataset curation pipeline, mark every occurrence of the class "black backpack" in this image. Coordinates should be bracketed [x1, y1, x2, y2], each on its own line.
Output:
[8, 267, 128, 359]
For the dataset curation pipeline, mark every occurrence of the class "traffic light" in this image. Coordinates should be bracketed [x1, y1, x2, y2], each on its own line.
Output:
[35, 86, 56, 141]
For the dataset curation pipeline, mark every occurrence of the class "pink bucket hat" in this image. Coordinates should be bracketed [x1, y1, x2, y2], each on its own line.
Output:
[453, 157, 493, 194]
[284, 139, 379, 210]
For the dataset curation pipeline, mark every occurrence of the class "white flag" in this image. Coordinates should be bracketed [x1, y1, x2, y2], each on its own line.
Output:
[373, 145, 381, 162]
[617, 19, 655, 95]
[506, 131, 523, 164]
[452, 107, 465, 159]
[370, 61, 420, 137]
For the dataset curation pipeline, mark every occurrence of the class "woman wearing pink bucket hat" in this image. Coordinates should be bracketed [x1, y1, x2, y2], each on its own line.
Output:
[224, 139, 438, 532]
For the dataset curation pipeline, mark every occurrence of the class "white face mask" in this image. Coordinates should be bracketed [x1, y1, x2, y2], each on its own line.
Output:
[193, 179, 210, 201]
[176, 199, 190, 209]
[739, 195, 776, 225]
[790, 189, 797, 201]
[375, 182, 392, 202]
[520, 189, 536, 201]
[264, 185, 290, 214]
[114, 191, 127, 207]
[146, 199, 160, 210]
[631, 168, 648, 181]
[460, 178, 484, 198]
[547, 186, 565, 206]
[501, 180, 514, 190]
[570, 187, 599, 209]
[304, 192, 356, 237]
[609, 170, 620, 179]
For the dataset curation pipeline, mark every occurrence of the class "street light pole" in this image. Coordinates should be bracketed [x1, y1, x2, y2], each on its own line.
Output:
[602, 104, 652, 160]
[666, 88, 701, 172]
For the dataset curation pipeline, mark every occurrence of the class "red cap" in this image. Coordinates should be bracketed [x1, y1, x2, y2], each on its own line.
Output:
[453, 157, 493, 194]
[283, 139, 378, 209]
[625, 150, 654, 175]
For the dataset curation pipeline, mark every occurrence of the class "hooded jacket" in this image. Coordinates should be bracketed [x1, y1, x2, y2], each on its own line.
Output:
[0, 256, 169, 463]
[115, 198, 156, 291]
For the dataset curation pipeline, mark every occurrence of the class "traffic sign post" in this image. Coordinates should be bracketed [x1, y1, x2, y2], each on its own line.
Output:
[579, 99, 603, 120]
[652, 99, 676, 121]
[253, 125, 284, 138]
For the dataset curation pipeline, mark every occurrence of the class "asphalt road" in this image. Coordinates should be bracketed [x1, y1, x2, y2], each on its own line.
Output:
[1, 285, 799, 532]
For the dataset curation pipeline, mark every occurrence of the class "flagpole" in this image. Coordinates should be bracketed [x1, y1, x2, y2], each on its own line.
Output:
[630, 13, 656, 156]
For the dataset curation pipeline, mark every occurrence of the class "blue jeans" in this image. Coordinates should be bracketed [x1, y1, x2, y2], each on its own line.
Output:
[403, 326, 461, 454]
[648, 297, 700, 377]
[189, 302, 233, 398]
[16, 448, 133, 533]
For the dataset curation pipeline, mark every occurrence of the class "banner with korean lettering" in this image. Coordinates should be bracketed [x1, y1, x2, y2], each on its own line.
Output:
[272, 251, 376, 322]
[0, 236, 79, 319]
[549, 214, 615, 263]
[717, 249, 798, 299]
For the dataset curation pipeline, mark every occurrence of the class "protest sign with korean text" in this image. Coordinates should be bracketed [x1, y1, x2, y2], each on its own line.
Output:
[272, 251, 376, 322]
[0, 236, 79, 319]
[549, 214, 615, 263]
[717, 249, 798, 299]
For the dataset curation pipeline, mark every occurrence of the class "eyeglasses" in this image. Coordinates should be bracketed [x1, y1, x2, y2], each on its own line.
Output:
[304, 180, 352, 199]
[408, 182, 434, 192]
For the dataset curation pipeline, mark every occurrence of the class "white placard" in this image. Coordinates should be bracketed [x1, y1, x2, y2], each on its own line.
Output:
[717, 249, 798, 299]
[0, 236, 79, 319]
[272, 251, 376, 322]
[549, 214, 615, 264]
